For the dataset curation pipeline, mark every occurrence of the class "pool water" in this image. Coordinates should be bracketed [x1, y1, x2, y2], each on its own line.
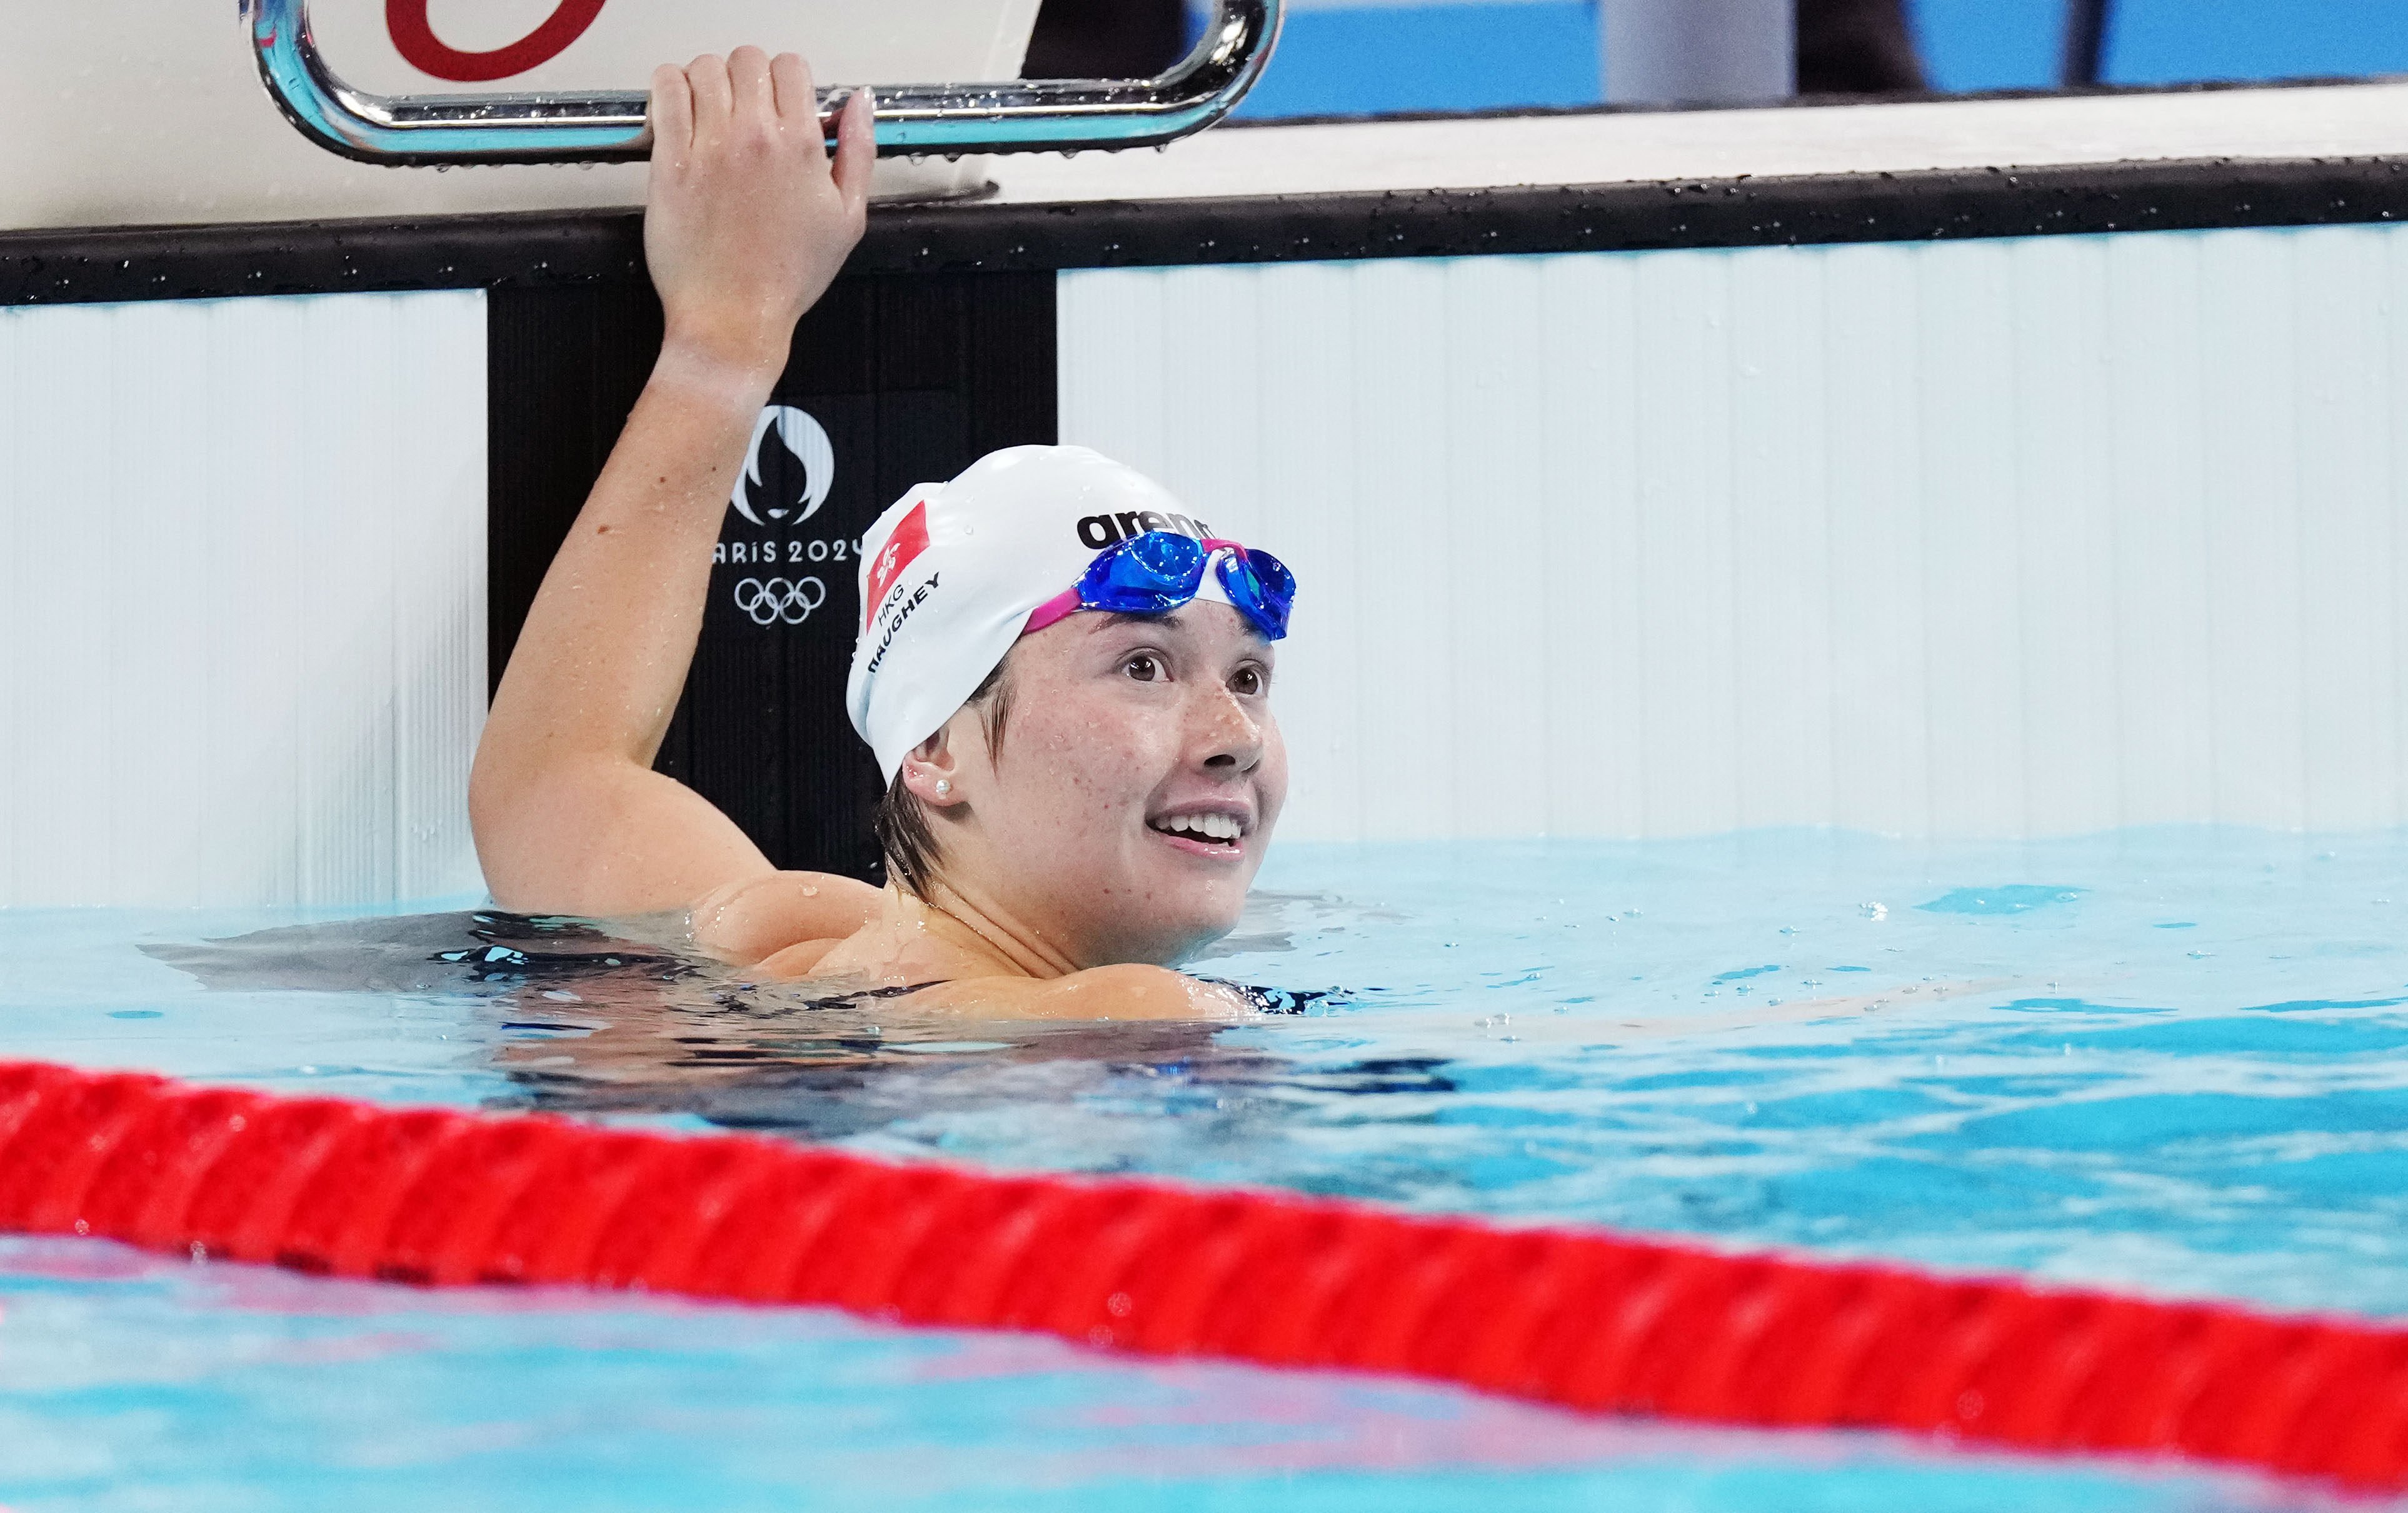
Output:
[4, 829, 2405, 1509]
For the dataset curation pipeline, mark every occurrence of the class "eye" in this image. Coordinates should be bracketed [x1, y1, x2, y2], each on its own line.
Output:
[1123, 652, 1164, 683]
[1229, 663, 1267, 697]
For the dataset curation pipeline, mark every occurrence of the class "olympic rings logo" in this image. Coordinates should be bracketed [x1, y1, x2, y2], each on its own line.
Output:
[734, 576, 828, 627]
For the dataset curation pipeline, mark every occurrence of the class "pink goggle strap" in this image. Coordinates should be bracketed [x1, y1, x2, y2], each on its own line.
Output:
[1021, 587, 1084, 638]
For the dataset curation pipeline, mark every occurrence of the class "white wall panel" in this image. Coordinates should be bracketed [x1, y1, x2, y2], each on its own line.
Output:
[1061, 226, 2408, 842]
[1, 291, 486, 907]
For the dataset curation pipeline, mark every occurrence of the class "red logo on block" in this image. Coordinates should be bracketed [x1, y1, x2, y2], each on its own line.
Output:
[864, 502, 931, 629]
[388, 0, 608, 83]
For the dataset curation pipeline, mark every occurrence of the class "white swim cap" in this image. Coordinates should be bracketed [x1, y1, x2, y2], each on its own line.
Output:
[845, 445, 1232, 782]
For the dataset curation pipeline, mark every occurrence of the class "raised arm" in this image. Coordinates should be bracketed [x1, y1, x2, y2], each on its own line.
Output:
[470, 50, 875, 922]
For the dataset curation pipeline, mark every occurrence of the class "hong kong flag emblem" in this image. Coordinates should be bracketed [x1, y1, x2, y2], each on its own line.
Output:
[863, 501, 931, 629]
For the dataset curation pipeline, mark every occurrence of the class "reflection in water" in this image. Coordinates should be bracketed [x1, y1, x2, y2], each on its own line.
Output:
[79, 832, 2408, 1319]
[144, 909, 1430, 1142]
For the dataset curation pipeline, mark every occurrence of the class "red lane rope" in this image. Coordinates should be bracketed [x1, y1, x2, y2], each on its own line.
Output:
[4, 1058, 2404, 1486]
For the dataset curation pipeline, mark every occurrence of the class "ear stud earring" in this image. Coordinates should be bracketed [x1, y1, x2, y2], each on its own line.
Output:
[935, 779, 952, 797]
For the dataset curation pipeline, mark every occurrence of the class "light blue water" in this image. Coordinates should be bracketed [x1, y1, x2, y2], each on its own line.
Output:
[4, 829, 2405, 1509]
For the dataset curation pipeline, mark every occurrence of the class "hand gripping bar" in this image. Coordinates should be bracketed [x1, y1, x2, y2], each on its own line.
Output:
[241, 0, 1282, 165]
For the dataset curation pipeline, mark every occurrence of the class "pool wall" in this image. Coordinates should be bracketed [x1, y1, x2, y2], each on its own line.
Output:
[1061, 227, 2408, 844]
[0, 291, 487, 909]
[8, 91, 2408, 906]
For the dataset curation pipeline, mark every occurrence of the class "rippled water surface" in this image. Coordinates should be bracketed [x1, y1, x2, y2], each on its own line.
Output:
[4, 829, 2404, 1509]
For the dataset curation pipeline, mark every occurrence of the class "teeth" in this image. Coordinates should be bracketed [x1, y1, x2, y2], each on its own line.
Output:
[1158, 812, 1240, 842]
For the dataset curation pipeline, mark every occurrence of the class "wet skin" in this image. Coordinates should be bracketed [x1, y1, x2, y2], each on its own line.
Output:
[809, 605, 1283, 964]
[467, 49, 1285, 1019]
[741, 600, 1289, 1015]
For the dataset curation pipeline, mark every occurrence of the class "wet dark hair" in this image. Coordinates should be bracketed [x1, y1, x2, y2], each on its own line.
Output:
[873, 656, 1015, 902]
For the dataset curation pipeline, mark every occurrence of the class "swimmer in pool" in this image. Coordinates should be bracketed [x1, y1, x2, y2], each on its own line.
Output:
[469, 50, 1290, 1021]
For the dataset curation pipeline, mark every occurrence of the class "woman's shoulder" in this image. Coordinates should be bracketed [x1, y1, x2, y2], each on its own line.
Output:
[690, 869, 883, 967]
[900, 964, 1249, 1021]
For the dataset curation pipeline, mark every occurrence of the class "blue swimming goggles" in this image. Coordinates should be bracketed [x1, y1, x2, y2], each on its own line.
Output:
[1025, 531, 1295, 641]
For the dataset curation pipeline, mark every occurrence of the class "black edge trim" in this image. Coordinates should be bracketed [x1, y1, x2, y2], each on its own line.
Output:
[9, 152, 2408, 304]
[0, 210, 648, 306]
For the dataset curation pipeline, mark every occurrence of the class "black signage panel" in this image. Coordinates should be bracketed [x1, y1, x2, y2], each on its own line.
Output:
[488, 271, 1055, 881]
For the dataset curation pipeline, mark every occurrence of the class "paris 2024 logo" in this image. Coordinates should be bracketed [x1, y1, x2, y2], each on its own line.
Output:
[726, 405, 838, 627]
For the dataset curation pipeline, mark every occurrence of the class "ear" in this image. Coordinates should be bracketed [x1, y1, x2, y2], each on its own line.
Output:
[899, 725, 966, 809]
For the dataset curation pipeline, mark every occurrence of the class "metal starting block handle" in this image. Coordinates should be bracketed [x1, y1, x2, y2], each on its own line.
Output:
[242, 0, 1282, 165]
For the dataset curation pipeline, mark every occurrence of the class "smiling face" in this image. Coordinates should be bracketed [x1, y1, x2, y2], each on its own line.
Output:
[912, 602, 1287, 969]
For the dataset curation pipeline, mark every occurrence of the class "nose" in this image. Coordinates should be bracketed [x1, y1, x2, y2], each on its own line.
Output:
[1191, 679, 1264, 776]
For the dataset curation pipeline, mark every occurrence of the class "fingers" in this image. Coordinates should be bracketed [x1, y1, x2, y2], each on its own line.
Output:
[728, 45, 774, 130]
[685, 52, 733, 148]
[770, 51, 823, 153]
[648, 62, 692, 163]
[831, 87, 876, 222]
